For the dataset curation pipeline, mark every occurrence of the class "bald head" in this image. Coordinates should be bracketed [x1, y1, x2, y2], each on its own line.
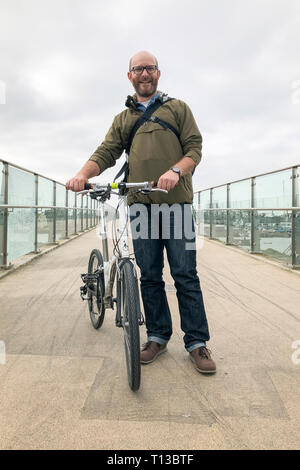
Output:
[129, 50, 158, 71]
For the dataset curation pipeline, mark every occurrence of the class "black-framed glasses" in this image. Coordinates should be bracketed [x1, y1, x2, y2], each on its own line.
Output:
[130, 65, 158, 75]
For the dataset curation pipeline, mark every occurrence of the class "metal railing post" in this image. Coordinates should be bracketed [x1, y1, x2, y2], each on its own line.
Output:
[226, 184, 230, 244]
[34, 174, 39, 253]
[2, 162, 9, 268]
[74, 193, 77, 234]
[65, 189, 68, 238]
[291, 166, 297, 268]
[209, 188, 213, 239]
[81, 195, 83, 232]
[250, 177, 255, 253]
[53, 181, 56, 243]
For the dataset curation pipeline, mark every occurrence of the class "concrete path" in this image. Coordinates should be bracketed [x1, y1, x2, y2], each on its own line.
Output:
[0, 230, 300, 449]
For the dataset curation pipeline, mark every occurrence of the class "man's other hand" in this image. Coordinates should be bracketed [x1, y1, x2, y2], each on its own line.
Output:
[157, 170, 179, 192]
[66, 174, 88, 192]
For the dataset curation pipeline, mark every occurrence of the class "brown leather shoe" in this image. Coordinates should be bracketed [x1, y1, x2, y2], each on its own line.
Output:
[140, 341, 167, 364]
[189, 347, 216, 374]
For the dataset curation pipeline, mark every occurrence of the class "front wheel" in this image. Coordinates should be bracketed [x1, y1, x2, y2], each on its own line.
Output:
[87, 249, 105, 329]
[120, 261, 141, 391]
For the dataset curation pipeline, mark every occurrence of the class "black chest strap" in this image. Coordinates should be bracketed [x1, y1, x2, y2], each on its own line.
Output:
[125, 98, 179, 154]
[114, 98, 180, 182]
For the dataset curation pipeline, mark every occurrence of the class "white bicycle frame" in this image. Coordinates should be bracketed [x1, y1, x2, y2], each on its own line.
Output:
[97, 193, 131, 308]
[83, 180, 167, 308]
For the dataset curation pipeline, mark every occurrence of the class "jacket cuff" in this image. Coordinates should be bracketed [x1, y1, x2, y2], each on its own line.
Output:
[89, 155, 107, 174]
[183, 151, 201, 167]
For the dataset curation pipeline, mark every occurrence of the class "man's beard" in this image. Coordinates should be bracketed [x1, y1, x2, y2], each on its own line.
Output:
[133, 77, 158, 98]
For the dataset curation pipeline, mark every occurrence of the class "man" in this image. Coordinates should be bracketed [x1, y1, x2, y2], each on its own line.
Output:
[66, 51, 216, 374]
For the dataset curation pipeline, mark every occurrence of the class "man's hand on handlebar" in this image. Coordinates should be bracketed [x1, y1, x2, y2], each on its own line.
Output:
[157, 170, 179, 192]
[66, 174, 88, 192]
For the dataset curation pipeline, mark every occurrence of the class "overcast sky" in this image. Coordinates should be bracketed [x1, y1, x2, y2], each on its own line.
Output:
[0, 0, 300, 193]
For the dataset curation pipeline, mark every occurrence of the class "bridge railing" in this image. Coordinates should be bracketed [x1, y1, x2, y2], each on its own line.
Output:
[0, 159, 99, 269]
[193, 165, 300, 269]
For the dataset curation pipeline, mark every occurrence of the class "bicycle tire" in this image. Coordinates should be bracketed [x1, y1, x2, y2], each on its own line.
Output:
[120, 260, 141, 391]
[87, 249, 105, 329]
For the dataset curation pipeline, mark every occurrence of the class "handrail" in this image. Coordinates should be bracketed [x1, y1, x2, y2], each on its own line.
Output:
[0, 158, 100, 268]
[194, 163, 299, 193]
[0, 204, 93, 210]
[0, 157, 66, 186]
[194, 207, 300, 211]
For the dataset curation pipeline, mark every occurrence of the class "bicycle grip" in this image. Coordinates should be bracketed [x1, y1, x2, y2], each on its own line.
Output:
[152, 181, 158, 188]
[84, 183, 93, 190]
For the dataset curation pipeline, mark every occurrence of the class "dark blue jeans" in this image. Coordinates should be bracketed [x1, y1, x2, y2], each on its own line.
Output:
[129, 203, 210, 352]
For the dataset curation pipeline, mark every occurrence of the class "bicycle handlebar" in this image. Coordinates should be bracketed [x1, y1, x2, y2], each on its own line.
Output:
[83, 181, 158, 191]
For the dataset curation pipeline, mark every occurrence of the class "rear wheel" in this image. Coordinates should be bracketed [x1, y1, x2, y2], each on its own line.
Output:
[120, 261, 141, 391]
[87, 249, 105, 329]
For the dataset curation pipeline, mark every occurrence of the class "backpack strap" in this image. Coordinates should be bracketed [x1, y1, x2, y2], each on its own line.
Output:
[114, 97, 180, 182]
[125, 98, 177, 154]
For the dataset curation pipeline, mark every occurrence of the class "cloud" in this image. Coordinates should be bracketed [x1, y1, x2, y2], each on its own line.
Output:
[0, 0, 299, 191]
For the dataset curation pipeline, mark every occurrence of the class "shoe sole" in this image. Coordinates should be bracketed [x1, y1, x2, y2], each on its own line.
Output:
[140, 347, 167, 364]
[190, 355, 216, 374]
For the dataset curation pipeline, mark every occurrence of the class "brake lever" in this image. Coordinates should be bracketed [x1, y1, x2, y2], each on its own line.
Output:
[151, 188, 168, 193]
[136, 188, 169, 195]
[76, 190, 90, 196]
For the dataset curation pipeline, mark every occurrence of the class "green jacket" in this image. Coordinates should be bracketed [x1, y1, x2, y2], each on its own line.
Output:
[89, 92, 202, 205]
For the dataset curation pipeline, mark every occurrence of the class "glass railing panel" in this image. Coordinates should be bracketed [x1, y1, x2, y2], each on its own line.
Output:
[7, 208, 36, 263]
[8, 165, 35, 205]
[295, 166, 300, 207]
[68, 209, 76, 235]
[56, 184, 66, 241]
[56, 209, 66, 241]
[67, 190, 76, 236]
[76, 195, 83, 231]
[7, 166, 35, 262]
[229, 179, 251, 208]
[228, 210, 251, 251]
[294, 168, 300, 266]
[0, 161, 4, 204]
[82, 194, 88, 229]
[253, 210, 292, 264]
[88, 197, 93, 228]
[211, 186, 227, 241]
[295, 211, 300, 266]
[211, 210, 226, 242]
[193, 192, 200, 208]
[0, 161, 4, 265]
[254, 169, 292, 208]
[56, 183, 66, 207]
[83, 209, 88, 230]
[199, 189, 210, 209]
[198, 190, 210, 237]
[198, 210, 210, 237]
[38, 176, 54, 247]
[212, 186, 227, 208]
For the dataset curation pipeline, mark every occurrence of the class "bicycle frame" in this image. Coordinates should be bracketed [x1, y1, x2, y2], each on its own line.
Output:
[98, 193, 131, 309]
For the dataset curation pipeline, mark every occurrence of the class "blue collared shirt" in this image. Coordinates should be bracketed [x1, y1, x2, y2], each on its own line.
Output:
[135, 92, 160, 112]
